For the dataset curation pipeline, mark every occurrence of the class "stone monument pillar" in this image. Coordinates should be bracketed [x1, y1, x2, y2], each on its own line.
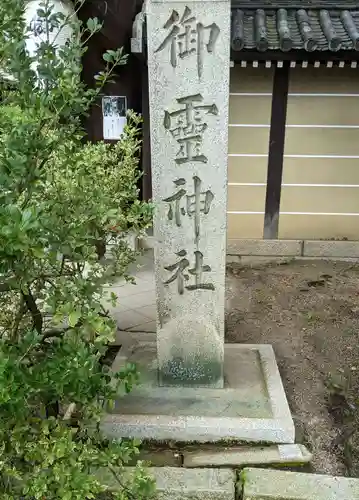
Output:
[147, 0, 230, 388]
[103, 0, 295, 445]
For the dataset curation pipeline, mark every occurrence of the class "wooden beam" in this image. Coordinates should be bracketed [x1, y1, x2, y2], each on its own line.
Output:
[263, 62, 289, 239]
[231, 49, 359, 63]
[231, 1, 359, 9]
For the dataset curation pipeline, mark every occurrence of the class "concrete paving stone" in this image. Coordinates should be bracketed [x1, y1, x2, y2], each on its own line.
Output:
[103, 280, 124, 290]
[303, 240, 359, 258]
[238, 256, 295, 267]
[112, 309, 152, 330]
[102, 299, 130, 315]
[137, 304, 157, 321]
[100, 467, 235, 500]
[152, 467, 235, 500]
[118, 290, 156, 310]
[128, 320, 156, 333]
[132, 276, 155, 290]
[136, 278, 155, 290]
[226, 255, 241, 264]
[183, 444, 312, 468]
[227, 239, 302, 257]
[241, 467, 359, 499]
[111, 279, 155, 297]
[127, 253, 154, 276]
[136, 270, 155, 283]
[109, 282, 140, 297]
[128, 449, 182, 467]
[112, 329, 156, 348]
[138, 235, 155, 250]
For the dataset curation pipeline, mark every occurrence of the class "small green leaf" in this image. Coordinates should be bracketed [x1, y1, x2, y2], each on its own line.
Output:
[86, 18, 95, 31]
[0, 6, 154, 496]
[69, 309, 81, 327]
[110, 292, 117, 307]
[32, 247, 44, 258]
[102, 52, 113, 63]
[86, 17, 102, 33]
[36, 8, 46, 17]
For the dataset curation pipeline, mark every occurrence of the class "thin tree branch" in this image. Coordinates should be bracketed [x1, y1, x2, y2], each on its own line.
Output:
[109, 467, 137, 500]
[46, 401, 59, 418]
[41, 326, 72, 342]
[0, 281, 14, 293]
[11, 294, 26, 340]
[22, 290, 43, 334]
[60, 254, 66, 275]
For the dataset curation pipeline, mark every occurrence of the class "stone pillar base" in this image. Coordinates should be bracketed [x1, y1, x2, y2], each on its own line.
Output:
[101, 339, 294, 444]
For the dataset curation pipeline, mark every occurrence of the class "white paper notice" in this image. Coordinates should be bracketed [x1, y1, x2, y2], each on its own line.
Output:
[102, 96, 127, 140]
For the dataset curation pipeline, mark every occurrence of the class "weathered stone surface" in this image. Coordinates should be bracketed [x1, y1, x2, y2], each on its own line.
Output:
[226, 255, 241, 264]
[241, 467, 359, 499]
[101, 343, 294, 444]
[100, 467, 235, 500]
[138, 234, 155, 250]
[303, 240, 359, 258]
[131, 4, 146, 54]
[153, 467, 235, 500]
[147, 0, 230, 387]
[227, 239, 302, 257]
[238, 256, 295, 267]
[112, 329, 156, 349]
[129, 449, 182, 467]
[183, 444, 311, 468]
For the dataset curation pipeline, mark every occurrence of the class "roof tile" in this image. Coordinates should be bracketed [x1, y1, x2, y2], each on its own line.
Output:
[231, 6, 359, 52]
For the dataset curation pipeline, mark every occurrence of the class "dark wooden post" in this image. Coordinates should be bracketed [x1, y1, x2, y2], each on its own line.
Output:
[141, 63, 152, 201]
[78, 0, 141, 142]
[263, 62, 290, 239]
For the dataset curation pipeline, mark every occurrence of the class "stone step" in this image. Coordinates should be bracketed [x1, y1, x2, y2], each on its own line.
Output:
[183, 444, 311, 468]
[129, 443, 311, 468]
[149, 468, 235, 500]
[100, 467, 235, 500]
[241, 467, 359, 499]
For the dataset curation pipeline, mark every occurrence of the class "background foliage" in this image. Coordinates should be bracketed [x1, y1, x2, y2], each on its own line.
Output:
[0, 1, 154, 498]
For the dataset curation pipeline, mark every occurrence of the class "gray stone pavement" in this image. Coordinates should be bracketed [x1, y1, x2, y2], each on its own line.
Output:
[98, 466, 235, 500]
[104, 250, 156, 333]
[241, 467, 359, 499]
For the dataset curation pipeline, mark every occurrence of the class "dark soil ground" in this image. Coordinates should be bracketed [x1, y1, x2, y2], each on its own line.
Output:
[225, 259, 359, 477]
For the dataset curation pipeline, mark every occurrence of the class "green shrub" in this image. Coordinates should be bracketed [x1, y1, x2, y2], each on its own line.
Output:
[0, 1, 154, 498]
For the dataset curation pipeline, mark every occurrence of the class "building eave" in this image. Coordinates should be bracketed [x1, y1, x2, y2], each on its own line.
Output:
[231, 6, 359, 55]
[131, 1, 359, 62]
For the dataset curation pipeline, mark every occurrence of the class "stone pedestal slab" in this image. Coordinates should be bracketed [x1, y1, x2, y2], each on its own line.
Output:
[101, 342, 295, 443]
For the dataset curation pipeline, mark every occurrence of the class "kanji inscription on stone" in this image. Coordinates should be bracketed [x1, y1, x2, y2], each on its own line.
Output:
[155, 6, 220, 78]
[147, 0, 230, 388]
[164, 94, 218, 164]
[163, 176, 214, 244]
[164, 249, 215, 295]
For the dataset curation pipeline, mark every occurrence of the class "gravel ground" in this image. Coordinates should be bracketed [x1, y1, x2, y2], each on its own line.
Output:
[225, 259, 359, 477]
